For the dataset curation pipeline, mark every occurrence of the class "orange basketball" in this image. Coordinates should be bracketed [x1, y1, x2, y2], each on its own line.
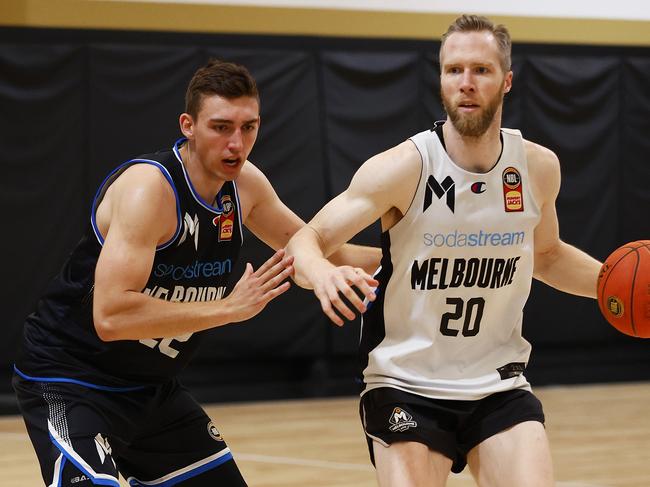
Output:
[597, 240, 650, 338]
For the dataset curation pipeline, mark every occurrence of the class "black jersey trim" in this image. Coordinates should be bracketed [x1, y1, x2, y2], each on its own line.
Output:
[90, 159, 182, 251]
[431, 121, 505, 175]
[359, 231, 393, 391]
[14, 365, 147, 392]
[173, 138, 228, 215]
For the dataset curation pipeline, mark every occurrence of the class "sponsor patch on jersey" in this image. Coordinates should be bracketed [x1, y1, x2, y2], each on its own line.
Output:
[502, 167, 524, 212]
[221, 194, 234, 216]
[207, 421, 224, 441]
[388, 407, 418, 432]
[471, 181, 486, 194]
[212, 195, 235, 241]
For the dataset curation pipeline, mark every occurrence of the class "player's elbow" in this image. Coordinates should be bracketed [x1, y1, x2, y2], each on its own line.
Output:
[93, 306, 122, 342]
[534, 244, 558, 276]
[533, 240, 566, 283]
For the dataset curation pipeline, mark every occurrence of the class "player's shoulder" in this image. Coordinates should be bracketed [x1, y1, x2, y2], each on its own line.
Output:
[523, 138, 560, 170]
[236, 160, 270, 191]
[109, 162, 177, 208]
[234, 160, 276, 207]
[364, 139, 421, 174]
[522, 138, 561, 197]
[237, 159, 265, 181]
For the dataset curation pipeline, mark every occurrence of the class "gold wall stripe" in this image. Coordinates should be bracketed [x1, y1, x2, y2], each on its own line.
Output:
[3, 0, 650, 46]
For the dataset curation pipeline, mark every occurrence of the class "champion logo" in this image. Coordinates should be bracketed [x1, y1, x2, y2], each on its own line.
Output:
[471, 182, 486, 194]
[388, 407, 418, 432]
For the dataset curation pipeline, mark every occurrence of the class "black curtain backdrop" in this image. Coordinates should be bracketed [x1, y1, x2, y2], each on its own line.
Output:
[1, 28, 648, 409]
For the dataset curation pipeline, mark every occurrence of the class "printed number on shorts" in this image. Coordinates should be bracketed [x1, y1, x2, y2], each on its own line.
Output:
[139, 333, 193, 358]
[440, 297, 485, 337]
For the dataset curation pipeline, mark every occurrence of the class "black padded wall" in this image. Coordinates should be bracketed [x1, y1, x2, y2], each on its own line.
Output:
[1, 28, 648, 407]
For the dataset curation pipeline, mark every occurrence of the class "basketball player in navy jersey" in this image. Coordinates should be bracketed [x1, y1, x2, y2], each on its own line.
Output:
[13, 60, 380, 486]
[287, 15, 603, 487]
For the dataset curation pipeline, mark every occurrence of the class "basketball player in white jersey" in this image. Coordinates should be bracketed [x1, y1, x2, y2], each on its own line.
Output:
[287, 14, 603, 487]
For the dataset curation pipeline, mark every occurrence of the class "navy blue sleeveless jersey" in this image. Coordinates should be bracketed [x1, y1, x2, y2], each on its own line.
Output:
[16, 139, 243, 389]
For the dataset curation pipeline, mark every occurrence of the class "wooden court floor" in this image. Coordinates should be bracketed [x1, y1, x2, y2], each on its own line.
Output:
[1, 382, 649, 486]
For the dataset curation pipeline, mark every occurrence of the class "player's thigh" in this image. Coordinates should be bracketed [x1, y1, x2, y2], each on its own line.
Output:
[116, 383, 246, 486]
[467, 421, 553, 487]
[373, 439, 452, 487]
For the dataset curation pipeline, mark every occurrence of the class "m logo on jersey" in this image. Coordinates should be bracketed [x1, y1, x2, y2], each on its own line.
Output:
[388, 407, 418, 432]
[423, 175, 455, 213]
[178, 212, 200, 250]
[94, 434, 116, 468]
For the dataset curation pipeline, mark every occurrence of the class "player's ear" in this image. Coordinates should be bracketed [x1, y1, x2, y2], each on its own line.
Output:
[503, 70, 513, 94]
[179, 113, 194, 138]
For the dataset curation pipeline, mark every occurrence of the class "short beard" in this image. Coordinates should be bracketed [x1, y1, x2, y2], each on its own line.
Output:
[442, 89, 504, 138]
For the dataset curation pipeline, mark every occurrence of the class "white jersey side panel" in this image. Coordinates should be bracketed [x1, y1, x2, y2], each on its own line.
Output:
[361, 127, 541, 400]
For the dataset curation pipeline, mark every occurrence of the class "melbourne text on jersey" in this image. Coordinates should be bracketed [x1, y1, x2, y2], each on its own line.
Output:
[411, 256, 521, 290]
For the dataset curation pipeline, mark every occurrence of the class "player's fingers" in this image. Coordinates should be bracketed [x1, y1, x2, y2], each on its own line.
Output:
[261, 266, 294, 292]
[261, 281, 291, 303]
[253, 249, 286, 278]
[235, 263, 254, 285]
[346, 270, 378, 303]
[336, 277, 367, 314]
[354, 268, 379, 289]
[259, 255, 294, 283]
[315, 291, 344, 327]
[326, 284, 357, 321]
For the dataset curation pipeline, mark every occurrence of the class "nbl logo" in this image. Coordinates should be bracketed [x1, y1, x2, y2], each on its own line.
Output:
[423, 175, 455, 213]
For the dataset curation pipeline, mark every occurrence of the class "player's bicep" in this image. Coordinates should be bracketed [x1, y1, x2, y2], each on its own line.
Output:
[93, 171, 176, 314]
[310, 144, 418, 253]
[95, 221, 158, 296]
[309, 181, 391, 257]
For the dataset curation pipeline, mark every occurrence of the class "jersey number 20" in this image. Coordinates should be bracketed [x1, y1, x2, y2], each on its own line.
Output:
[440, 297, 485, 337]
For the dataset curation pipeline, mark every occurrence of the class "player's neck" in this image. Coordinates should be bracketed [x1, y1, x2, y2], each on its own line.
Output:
[178, 143, 226, 206]
[442, 119, 503, 174]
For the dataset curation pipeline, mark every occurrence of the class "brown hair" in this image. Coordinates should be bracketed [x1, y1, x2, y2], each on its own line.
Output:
[185, 59, 259, 118]
[440, 14, 512, 72]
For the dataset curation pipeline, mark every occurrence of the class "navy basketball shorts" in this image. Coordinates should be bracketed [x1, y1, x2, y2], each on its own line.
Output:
[360, 386, 545, 473]
[13, 373, 247, 486]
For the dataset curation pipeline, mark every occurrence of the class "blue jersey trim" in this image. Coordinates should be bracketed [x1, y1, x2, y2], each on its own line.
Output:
[90, 158, 182, 251]
[128, 452, 233, 486]
[14, 365, 147, 392]
[173, 138, 226, 214]
[49, 432, 120, 487]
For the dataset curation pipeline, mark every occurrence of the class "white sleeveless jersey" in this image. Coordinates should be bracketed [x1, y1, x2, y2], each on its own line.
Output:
[360, 127, 541, 400]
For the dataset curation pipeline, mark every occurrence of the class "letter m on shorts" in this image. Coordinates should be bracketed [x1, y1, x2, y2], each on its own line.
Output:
[423, 175, 455, 213]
